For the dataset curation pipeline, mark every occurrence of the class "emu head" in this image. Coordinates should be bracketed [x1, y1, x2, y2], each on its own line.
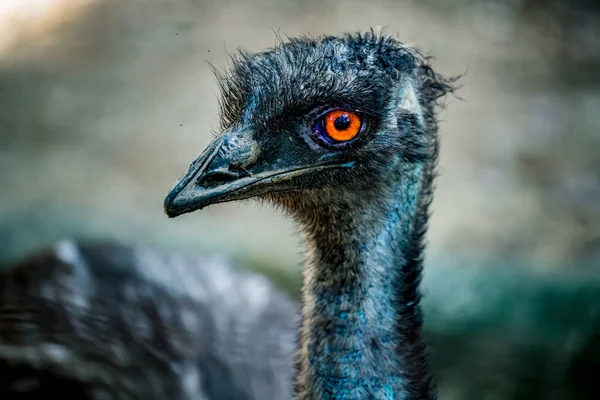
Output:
[164, 32, 453, 219]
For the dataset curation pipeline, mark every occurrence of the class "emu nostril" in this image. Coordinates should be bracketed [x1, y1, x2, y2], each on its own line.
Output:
[197, 166, 250, 188]
[198, 172, 236, 188]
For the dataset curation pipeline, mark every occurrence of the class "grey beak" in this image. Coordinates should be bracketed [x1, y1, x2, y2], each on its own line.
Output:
[164, 130, 356, 218]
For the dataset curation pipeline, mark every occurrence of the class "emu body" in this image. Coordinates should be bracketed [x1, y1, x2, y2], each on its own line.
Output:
[0, 241, 297, 399]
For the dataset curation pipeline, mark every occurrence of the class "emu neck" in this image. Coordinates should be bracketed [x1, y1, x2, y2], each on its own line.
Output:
[295, 165, 435, 400]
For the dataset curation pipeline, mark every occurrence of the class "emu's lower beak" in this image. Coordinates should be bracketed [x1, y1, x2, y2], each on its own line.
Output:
[163, 131, 353, 218]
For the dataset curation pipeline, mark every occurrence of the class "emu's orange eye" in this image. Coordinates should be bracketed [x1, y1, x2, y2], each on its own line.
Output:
[323, 110, 362, 142]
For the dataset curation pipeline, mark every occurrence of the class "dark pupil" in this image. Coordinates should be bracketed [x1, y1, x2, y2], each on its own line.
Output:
[333, 114, 351, 130]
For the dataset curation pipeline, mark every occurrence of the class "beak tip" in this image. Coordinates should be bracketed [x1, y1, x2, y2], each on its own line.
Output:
[163, 204, 175, 218]
[164, 206, 182, 219]
[163, 190, 206, 218]
[163, 191, 180, 218]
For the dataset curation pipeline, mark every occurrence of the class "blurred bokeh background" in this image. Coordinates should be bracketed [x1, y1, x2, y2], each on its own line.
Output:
[1, 0, 599, 398]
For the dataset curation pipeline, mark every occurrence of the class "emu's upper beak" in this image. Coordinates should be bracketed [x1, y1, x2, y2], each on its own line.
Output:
[163, 130, 352, 218]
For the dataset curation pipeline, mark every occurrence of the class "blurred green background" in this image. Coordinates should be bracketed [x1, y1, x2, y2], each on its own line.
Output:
[0, 0, 599, 398]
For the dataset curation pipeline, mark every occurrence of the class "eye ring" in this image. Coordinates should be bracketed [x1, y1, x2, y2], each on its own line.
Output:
[313, 109, 364, 147]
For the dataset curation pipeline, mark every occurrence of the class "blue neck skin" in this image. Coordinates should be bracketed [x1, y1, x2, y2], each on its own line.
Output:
[295, 164, 434, 400]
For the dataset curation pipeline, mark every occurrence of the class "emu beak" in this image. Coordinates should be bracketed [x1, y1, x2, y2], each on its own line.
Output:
[164, 130, 355, 218]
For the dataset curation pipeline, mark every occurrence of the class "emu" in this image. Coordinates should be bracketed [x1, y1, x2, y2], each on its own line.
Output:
[165, 31, 453, 399]
[0, 31, 454, 399]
